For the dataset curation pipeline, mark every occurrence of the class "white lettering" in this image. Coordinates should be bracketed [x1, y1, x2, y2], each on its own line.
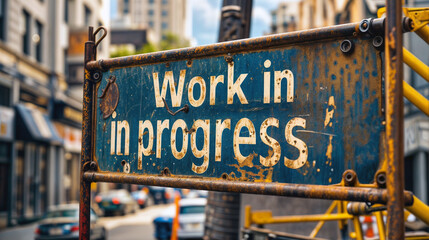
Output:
[156, 120, 170, 158]
[260, 118, 281, 167]
[233, 118, 256, 164]
[188, 76, 206, 107]
[171, 119, 188, 159]
[227, 62, 248, 104]
[210, 75, 224, 105]
[191, 120, 210, 174]
[153, 70, 186, 107]
[215, 119, 231, 162]
[274, 70, 294, 103]
[284, 117, 308, 169]
[138, 120, 154, 169]
[116, 120, 130, 156]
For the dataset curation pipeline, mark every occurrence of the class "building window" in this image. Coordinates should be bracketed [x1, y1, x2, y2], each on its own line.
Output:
[0, 84, 10, 106]
[162, 22, 167, 30]
[149, 0, 154, 4]
[0, 0, 6, 40]
[0, 143, 10, 212]
[22, 10, 31, 55]
[64, 48, 68, 79]
[162, 0, 168, 4]
[148, 9, 154, 16]
[123, 0, 129, 14]
[84, 5, 91, 25]
[149, 21, 154, 28]
[35, 20, 43, 62]
[162, 10, 167, 17]
[64, 0, 69, 23]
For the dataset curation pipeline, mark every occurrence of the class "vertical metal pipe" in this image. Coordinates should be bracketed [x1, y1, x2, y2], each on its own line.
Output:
[79, 27, 95, 240]
[205, 2, 253, 239]
[385, 0, 405, 239]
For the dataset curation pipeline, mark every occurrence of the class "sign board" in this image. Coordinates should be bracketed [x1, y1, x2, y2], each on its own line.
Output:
[94, 37, 383, 185]
[0, 106, 14, 141]
[404, 115, 429, 156]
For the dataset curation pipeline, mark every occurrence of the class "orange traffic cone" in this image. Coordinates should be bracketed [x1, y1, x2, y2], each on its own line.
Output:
[363, 216, 375, 238]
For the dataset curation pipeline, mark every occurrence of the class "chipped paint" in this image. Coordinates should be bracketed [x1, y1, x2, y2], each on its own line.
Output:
[326, 135, 333, 161]
[94, 35, 384, 185]
[324, 96, 336, 127]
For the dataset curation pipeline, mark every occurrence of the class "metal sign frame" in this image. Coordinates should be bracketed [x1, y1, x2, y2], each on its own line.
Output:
[79, 1, 411, 238]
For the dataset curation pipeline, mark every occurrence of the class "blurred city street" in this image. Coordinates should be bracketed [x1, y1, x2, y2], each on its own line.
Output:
[0, 204, 173, 240]
[0, 0, 428, 239]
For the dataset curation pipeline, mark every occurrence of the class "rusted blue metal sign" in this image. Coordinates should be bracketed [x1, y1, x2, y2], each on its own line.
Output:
[94, 37, 383, 185]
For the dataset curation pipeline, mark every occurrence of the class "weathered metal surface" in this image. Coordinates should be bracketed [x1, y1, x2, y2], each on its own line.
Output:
[79, 27, 97, 240]
[94, 32, 384, 185]
[83, 171, 415, 205]
[86, 19, 387, 72]
[99, 75, 119, 119]
[385, 0, 405, 239]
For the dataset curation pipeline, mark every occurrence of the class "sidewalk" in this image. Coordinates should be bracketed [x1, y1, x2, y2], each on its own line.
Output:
[0, 222, 36, 240]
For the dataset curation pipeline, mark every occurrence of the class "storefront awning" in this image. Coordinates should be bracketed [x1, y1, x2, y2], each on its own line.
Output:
[15, 104, 63, 145]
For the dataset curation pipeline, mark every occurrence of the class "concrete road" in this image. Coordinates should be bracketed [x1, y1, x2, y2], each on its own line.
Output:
[0, 204, 171, 240]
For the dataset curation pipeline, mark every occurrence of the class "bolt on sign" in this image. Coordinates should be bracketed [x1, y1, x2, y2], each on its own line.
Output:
[94, 36, 383, 185]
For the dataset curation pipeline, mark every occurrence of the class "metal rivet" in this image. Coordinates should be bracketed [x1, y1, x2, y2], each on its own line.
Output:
[359, 19, 371, 33]
[340, 40, 354, 54]
[376, 172, 387, 188]
[90, 161, 97, 171]
[343, 170, 357, 186]
[372, 36, 384, 49]
[225, 54, 233, 63]
[93, 72, 100, 80]
[162, 167, 170, 176]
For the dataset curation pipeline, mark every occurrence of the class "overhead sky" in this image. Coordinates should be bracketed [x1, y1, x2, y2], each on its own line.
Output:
[111, 0, 289, 46]
[188, 0, 288, 46]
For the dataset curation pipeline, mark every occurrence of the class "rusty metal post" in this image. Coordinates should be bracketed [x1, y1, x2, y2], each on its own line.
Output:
[79, 27, 96, 240]
[205, 1, 252, 239]
[385, 0, 405, 239]
[218, 0, 252, 42]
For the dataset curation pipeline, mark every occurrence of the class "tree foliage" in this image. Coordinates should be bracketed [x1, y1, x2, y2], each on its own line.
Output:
[110, 32, 189, 58]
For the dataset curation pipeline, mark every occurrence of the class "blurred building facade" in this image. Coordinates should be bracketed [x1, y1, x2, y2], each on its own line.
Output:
[113, 0, 187, 44]
[0, 0, 109, 228]
[271, 0, 385, 33]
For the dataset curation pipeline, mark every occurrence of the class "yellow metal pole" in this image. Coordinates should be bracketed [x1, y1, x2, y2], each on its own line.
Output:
[415, 25, 429, 45]
[352, 216, 364, 240]
[405, 196, 429, 225]
[403, 81, 429, 116]
[244, 205, 251, 229]
[403, 48, 429, 83]
[374, 212, 386, 240]
[252, 213, 353, 224]
[309, 201, 338, 238]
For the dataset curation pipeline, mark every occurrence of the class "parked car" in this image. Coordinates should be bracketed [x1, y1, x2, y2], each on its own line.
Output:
[153, 205, 176, 240]
[184, 190, 208, 199]
[178, 198, 206, 239]
[34, 203, 106, 240]
[131, 190, 149, 209]
[149, 187, 180, 204]
[95, 189, 139, 216]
